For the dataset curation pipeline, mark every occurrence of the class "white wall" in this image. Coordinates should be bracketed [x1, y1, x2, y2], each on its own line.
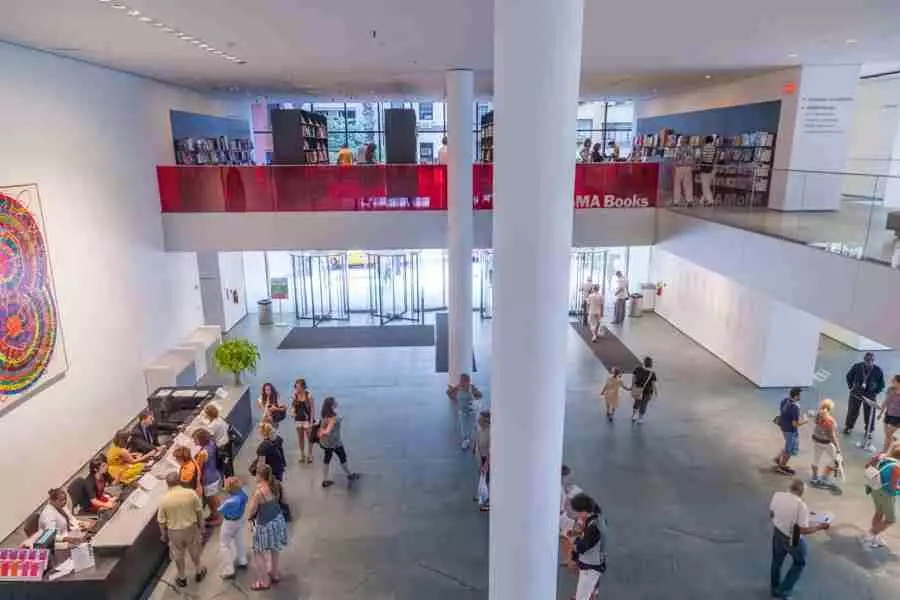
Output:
[0, 42, 235, 536]
[842, 75, 900, 203]
[163, 208, 657, 252]
[653, 249, 820, 387]
[657, 210, 900, 349]
[219, 252, 248, 330]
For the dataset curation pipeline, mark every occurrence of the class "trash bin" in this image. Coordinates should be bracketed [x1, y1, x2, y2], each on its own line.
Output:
[257, 299, 274, 325]
[629, 293, 644, 317]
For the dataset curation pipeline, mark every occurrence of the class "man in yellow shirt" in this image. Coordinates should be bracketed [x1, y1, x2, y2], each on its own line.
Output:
[158, 473, 207, 587]
[337, 143, 353, 165]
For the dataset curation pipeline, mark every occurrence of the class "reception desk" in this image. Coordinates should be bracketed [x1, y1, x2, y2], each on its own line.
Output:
[0, 385, 251, 600]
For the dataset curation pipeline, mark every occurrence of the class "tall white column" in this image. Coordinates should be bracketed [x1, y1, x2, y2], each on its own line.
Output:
[447, 69, 474, 382]
[490, 1, 584, 600]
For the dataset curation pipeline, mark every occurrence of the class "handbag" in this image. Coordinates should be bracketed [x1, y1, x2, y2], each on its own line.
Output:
[477, 472, 490, 506]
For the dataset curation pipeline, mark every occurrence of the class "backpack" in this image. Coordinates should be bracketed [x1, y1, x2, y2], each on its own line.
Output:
[865, 458, 898, 492]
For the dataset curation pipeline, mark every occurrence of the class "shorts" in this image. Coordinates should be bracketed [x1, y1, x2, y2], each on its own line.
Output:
[812, 442, 836, 469]
[588, 312, 602, 329]
[871, 488, 897, 524]
[295, 421, 311, 430]
[323, 445, 348, 465]
[884, 414, 900, 427]
[782, 431, 799, 457]
[203, 480, 221, 497]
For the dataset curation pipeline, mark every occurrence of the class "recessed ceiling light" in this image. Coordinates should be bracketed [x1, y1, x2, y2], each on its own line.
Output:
[846, 38, 857, 45]
[179, 35, 194, 41]
[704, 74, 712, 79]
[199, 43, 210, 49]
[139, 16, 153, 23]
[126, 9, 140, 17]
[110, 2, 126, 8]
[162, 26, 174, 32]
[97, 0, 113, 3]
[787, 52, 799, 59]
[213, 50, 225, 55]
[191, 40, 202, 45]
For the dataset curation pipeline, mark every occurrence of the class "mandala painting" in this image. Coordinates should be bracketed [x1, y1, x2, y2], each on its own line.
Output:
[0, 184, 66, 415]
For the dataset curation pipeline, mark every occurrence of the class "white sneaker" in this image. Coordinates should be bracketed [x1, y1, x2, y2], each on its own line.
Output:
[461, 439, 470, 450]
[631, 412, 639, 423]
[636, 416, 645, 425]
[871, 535, 890, 549]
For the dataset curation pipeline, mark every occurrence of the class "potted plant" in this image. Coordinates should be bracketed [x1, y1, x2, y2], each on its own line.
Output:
[213, 337, 260, 385]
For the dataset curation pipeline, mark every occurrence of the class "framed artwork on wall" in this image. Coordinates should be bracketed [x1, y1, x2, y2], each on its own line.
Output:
[0, 183, 68, 417]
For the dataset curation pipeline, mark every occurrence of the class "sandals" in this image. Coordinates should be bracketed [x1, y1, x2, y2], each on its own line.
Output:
[251, 581, 271, 591]
[269, 573, 281, 584]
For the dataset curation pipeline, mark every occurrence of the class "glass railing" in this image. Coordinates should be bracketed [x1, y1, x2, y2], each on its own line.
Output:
[157, 163, 661, 212]
[661, 161, 900, 269]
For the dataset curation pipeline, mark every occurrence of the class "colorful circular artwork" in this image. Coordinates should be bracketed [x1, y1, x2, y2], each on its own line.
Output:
[0, 192, 57, 395]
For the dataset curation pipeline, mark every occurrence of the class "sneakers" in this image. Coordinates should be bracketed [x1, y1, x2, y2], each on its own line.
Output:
[631, 412, 639, 423]
[461, 439, 471, 450]
[195, 567, 208, 583]
[869, 534, 889, 549]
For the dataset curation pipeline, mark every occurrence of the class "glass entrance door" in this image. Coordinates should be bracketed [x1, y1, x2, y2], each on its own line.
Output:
[367, 251, 424, 325]
[569, 249, 607, 316]
[476, 250, 494, 319]
[291, 252, 350, 326]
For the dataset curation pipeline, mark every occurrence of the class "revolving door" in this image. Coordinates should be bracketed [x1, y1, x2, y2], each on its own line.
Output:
[367, 251, 424, 325]
[569, 249, 607, 316]
[291, 252, 350, 326]
[477, 250, 494, 319]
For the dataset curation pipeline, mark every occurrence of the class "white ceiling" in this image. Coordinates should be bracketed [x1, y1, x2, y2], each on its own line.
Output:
[2, 0, 900, 100]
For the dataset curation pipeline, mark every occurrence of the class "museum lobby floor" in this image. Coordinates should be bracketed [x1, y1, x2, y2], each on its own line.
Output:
[148, 312, 900, 599]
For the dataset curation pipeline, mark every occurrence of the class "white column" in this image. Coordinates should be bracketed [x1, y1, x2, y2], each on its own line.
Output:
[490, 1, 584, 600]
[446, 69, 474, 382]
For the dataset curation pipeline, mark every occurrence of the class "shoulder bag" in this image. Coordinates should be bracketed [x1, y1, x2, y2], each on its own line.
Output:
[631, 370, 653, 401]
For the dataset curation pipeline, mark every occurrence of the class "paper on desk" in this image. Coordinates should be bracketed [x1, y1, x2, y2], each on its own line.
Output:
[128, 489, 148, 509]
[154, 388, 173, 397]
[137, 473, 159, 491]
[48, 558, 74, 581]
[173, 389, 196, 397]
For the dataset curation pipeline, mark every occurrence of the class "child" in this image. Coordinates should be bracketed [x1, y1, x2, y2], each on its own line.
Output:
[600, 367, 630, 422]
[474, 410, 491, 511]
[568, 493, 608, 600]
[218, 477, 249, 579]
[447, 373, 483, 450]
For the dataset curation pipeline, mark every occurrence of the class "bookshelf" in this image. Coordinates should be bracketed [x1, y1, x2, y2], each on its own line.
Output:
[479, 111, 494, 163]
[271, 109, 330, 165]
[174, 136, 254, 166]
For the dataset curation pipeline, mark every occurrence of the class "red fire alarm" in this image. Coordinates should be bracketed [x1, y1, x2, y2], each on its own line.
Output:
[782, 82, 797, 95]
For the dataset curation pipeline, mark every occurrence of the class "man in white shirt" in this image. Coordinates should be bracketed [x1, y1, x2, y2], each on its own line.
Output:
[437, 136, 448, 165]
[612, 271, 629, 324]
[769, 479, 829, 599]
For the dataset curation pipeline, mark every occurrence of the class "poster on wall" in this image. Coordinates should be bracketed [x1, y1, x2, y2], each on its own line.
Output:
[0, 184, 68, 417]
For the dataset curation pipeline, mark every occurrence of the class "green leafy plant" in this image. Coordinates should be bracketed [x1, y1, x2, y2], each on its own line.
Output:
[213, 338, 260, 385]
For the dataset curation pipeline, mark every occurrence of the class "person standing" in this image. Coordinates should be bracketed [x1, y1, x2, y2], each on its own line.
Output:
[38, 488, 92, 545]
[844, 352, 885, 443]
[862, 444, 900, 549]
[193, 404, 233, 477]
[218, 477, 249, 579]
[590, 143, 603, 163]
[292, 378, 315, 464]
[586, 284, 604, 342]
[157, 473, 207, 588]
[191, 428, 222, 526]
[601, 367, 630, 422]
[255, 422, 286, 483]
[580, 276, 594, 326]
[879, 375, 900, 452]
[774, 388, 807, 475]
[474, 410, 491, 511]
[607, 140, 620, 161]
[810, 399, 842, 487]
[318, 397, 360, 488]
[447, 373, 483, 450]
[337, 143, 354, 165]
[578, 138, 592, 163]
[631, 356, 657, 424]
[568, 493, 608, 600]
[612, 271, 629, 325]
[248, 464, 288, 591]
[257, 383, 286, 430]
[559, 465, 583, 569]
[437, 136, 449, 165]
[769, 479, 830, 599]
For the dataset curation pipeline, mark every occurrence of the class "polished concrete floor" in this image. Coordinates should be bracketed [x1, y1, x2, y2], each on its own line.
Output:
[148, 313, 900, 599]
[669, 201, 900, 268]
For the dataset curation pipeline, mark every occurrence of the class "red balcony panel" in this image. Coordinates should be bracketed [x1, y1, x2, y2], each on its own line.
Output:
[158, 163, 658, 212]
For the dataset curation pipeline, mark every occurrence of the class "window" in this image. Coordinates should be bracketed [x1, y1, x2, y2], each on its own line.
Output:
[418, 102, 434, 121]
[420, 142, 434, 163]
